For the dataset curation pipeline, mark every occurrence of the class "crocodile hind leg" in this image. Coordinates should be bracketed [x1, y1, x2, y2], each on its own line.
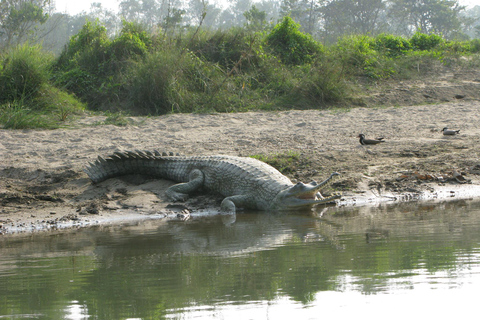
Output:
[165, 169, 204, 201]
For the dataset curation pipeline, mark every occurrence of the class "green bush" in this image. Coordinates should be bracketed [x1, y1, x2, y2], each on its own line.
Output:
[286, 57, 350, 108]
[109, 21, 152, 62]
[442, 39, 480, 54]
[410, 32, 444, 51]
[33, 85, 85, 117]
[265, 17, 323, 65]
[392, 50, 443, 78]
[333, 35, 393, 78]
[251, 53, 296, 96]
[0, 97, 80, 129]
[52, 66, 96, 99]
[123, 49, 180, 115]
[56, 21, 111, 73]
[334, 35, 375, 67]
[0, 45, 85, 129]
[42, 20, 477, 117]
[0, 45, 53, 103]
[373, 34, 411, 57]
[53, 21, 113, 108]
[470, 39, 480, 53]
[0, 102, 53, 129]
[54, 20, 157, 111]
[188, 28, 257, 70]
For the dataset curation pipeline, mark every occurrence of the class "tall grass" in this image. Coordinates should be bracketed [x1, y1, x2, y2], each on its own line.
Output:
[0, 45, 52, 103]
[0, 102, 56, 129]
[50, 20, 480, 116]
[0, 45, 85, 129]
[123, 49, 180, 115]
[2, 19, 480, 124]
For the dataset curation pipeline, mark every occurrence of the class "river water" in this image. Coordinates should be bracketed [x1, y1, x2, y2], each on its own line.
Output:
[2, 198, 480, 319]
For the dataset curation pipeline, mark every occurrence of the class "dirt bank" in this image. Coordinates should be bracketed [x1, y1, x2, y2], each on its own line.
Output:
[1, 76, 480, 234]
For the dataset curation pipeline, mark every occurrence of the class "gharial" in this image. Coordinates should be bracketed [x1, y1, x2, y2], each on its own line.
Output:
[84, 150, 342, 213]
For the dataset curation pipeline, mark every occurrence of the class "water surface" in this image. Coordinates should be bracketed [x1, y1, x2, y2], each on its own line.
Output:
[2, 199, 480, 319]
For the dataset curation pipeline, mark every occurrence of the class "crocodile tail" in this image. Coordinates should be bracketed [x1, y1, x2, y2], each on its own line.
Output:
[84, 150, 176, 183]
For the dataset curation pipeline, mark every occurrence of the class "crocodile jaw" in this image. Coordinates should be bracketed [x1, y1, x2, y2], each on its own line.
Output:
[272, 172, 341, 209]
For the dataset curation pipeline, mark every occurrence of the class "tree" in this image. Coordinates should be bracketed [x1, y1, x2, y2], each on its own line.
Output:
[461, 5, 480, 39]
[118, 0, 186, 33]
[279, 0, 324, 35]
[88, 2, 121, 35]
[186, 0, 221, 28]
[223, 0, 252, 28]
[119, 0, 142, 22]
[321, 0, 386, 43]
[280, 0, 311, 32]
[141, 0, 164, 30]
[162, 6, 185, 35]
[32, 12, 72, 54]
[388, 0, 465, 38]
[0, 0, 51, 48]
[244, 5, 267, 31]
[254, 0, 281, 23]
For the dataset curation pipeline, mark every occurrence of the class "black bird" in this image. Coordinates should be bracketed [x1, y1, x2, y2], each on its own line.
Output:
[442, 127, 460, 135]
[358, 134, 385, 145]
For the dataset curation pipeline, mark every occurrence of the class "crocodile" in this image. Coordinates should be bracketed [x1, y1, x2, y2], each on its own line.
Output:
[84, 150, 341, 213]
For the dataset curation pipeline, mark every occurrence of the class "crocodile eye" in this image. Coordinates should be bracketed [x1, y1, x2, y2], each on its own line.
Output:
[290, 182, 304, 191]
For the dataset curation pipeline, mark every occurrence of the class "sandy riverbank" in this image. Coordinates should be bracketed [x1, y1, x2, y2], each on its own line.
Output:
[1, 99, 480, 234]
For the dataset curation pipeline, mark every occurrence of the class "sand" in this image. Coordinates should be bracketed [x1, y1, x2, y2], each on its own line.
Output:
[1, 99, 480, 234]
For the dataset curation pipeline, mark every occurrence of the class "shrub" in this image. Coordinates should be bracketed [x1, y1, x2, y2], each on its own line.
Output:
[470, 39, 480, 53]
[123, 49, 180, 115]
[53, 21, 114, 109]
[373, 34, 411, 57]
[333, 35, 394, 78]
[335, 35, 375, 63]
[0, 102, 56, 129]
[52, 66, 96, 99]
[33, 85, 85, 117]
[109, 21, 152, 62]
[54, 21, 157, 111]
[265, 17, 323, 65]
[56, 21, 111, 73]
[252, 53, 296, 96]
[250, 150, 301, 174]
[0, 45, 85, 128]
[188, 28, 257, 70]
[286, 57, 350, 108]
[410, 32, 444, 51]
[392, 50, 443, 78]
[0, 45, 53, 103]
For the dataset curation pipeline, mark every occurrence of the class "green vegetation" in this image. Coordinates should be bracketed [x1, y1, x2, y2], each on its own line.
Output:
[265, 17, 323, 66]
[1, 17, 480, 129]
[250, 151, 302, 174]
[0, 45, 85, 129]
[99, 112, 135, 127]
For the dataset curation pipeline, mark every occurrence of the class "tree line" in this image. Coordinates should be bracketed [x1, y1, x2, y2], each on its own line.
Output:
[1, 0, 479, 53]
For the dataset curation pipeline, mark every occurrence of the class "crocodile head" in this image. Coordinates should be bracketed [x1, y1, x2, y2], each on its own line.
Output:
[271, 172, 341, 210]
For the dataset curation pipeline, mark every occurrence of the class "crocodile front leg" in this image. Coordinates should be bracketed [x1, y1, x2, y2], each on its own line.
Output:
[165, 169, 204, 201]
[220, 195, 253, 213]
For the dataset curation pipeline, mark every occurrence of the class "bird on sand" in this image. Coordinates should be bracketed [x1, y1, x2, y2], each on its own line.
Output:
[442, 127, 460, 135]
[358, 134, 385, 145]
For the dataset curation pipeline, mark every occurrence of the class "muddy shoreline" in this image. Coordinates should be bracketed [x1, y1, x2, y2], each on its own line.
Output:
[2, 99, 480, 235]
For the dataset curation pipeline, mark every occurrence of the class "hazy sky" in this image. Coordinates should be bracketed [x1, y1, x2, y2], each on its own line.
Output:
[53, 0, 478, 15]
